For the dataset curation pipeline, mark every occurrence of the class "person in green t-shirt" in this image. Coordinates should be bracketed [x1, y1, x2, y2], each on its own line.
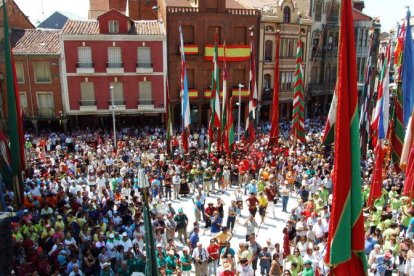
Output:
[301, 260, 314, 276]
[180, 247, 192, 275]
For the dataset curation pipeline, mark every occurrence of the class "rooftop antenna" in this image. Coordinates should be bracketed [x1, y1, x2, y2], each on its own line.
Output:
[41, 0, 44, 16]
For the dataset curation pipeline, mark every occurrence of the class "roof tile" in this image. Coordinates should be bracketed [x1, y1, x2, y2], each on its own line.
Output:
[61, 19, 163, 35]
[11, 29, 60, 54]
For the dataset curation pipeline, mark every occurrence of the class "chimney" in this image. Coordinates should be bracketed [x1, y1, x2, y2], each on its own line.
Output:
[353, 0, 365, 12]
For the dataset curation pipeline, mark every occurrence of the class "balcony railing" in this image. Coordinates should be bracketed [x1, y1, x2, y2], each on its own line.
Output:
[79, 100, 97, 106]
[76, 62, 94, 68]
[35, 77, 51, 83]
[107, 99, 125, 105]
[326, 16, 339, 23]
[37, 107, 54, 118]
[106, 62, 123, 68]
[136, 62, 153, 68]
[138, 99, 154, 105]
[308, 83, 335, 94]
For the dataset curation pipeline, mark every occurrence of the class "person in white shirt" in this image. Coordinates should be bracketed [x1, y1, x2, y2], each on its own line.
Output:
[236, 258, 254, 276]
[312, 218, 327, 243]
[192, 242, 209, 276]
[172, 172, 181, 200]
[120, 232, 132, 253]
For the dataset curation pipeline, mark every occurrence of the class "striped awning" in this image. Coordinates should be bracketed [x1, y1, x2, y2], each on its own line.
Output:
[204, 45, 250, 61]
[188, 89, 199, 98]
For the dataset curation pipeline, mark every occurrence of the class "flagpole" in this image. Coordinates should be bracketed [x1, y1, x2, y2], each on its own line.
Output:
[237, 83, 244, 141]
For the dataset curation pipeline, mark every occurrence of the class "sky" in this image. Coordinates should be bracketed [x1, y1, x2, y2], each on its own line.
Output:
[13, 0, 413, 31]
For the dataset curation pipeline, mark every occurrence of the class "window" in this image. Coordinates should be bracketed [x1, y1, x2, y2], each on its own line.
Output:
[34, 62, 51, 83]
[187, 69, 195, 89]
[137, 47, 152, 68]
[325, 66, 331, 84]
[280, 72, 294, 90]
[312, 38, 319, 57]
[311, 67, 318, 84]
[109, 82, 124, 105]
[364, 29, 369, 47]
[108, 20, 119, 33]
[327, 33, 333, 51]
[182, 25, 194, 44]
[359, 29, 364, 47]
[233, 27, 247, 45]
[326, 2, 339, 22]
[80, 82, 95, 106]
[207, 26, 221, 44]
[283, 7, 291, 23]
[331, 66, 337, 83]
[37, 92, 54, 117]
[232, 69, 245, 88]
[16, 62, 24, 83]
[264, 40, 273, 62]
[19, 92, 27, 113]
[107, 47, 122, 68]
[264, 74, 271, 89]
[139, 81, 153, 105]
[77, 47, 93, 68]
[315, 1, 322, 22]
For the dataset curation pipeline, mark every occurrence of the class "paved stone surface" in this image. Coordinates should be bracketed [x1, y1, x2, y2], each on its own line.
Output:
[168, 186, 298, 253]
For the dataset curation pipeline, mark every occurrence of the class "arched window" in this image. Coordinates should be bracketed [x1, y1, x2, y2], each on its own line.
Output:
[327, 2, 339, 22]
[264, 40, 273, 62]
[283, 6, 291, 23]
[264, 74, 272, 89]
[315, 1, 323, 22]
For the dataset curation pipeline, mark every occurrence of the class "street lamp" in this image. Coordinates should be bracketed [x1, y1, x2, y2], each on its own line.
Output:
[110, 85, 116, 149]
[237, 83, 244, 141]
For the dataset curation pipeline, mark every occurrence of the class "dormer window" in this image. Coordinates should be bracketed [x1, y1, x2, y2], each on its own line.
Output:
[109, 20, 119, 33]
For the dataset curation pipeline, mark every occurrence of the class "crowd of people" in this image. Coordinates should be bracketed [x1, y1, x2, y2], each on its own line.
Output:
[3, 120, 413, 276]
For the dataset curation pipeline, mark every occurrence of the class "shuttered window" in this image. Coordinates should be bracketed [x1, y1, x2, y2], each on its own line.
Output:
[77, 47, 93, 68]
[108, 21, 119, 33]
[80, 82, 95, 105]
[16, 63, 24, 83]
[37, 92, 54, 117]
[110, 82, 124, 105]
[137, 47, 152, 68]
[107, 47, 122, 68]
[34, 62, 51, 83]
[19, 92, 27, 113]
[139, 81, 152, 105]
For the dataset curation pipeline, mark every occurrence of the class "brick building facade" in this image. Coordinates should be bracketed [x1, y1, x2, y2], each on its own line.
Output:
[11, 29, 63, 131]
[159, 0, 260, 126]
[89, 0, 158, 20]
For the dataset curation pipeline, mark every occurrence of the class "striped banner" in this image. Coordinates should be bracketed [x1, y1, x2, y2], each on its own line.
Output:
[291, 40, 306, 144]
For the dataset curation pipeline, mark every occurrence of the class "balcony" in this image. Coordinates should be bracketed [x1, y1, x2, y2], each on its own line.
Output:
[262, 88, 273, 101]
[137, 99, 155, 111]
[136, 62, 153, 74]
[37, 107, 54, 118]
[76, 62, 95, 74]
[107, 99, 126, 111]
[308, 83, 335, 95]
[106, 62, 124, 73]
[79, 100, 97, 112]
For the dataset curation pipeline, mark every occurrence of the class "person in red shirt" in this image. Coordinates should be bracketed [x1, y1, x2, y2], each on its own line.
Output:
[204, 203, 217, 229]
[207, 239, 220, 275]
[246, 193, 259, 217]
